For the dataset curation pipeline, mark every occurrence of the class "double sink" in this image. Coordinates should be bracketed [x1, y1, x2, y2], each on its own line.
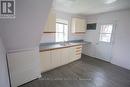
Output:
[59, 42, 74, 46]
[40, 41, 87, 51]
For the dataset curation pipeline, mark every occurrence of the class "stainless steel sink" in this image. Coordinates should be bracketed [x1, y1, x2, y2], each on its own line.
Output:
[59, 42, 73, 46]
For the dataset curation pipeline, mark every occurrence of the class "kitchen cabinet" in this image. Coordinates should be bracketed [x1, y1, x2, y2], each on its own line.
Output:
[43, 11, 56, 33]
[61, 48, 69, 65]
[69, 47, 76, 62]
[75, 45, 82, 60]
[71, 18, 86, 33]
[40, 51, 51, 72]
[40, 45, 82, 73]
[69, 45, 82, 62]
[51, 49, 62, 68]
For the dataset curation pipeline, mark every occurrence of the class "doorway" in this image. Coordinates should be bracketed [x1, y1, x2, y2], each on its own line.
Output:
[94, 21, 116, 62]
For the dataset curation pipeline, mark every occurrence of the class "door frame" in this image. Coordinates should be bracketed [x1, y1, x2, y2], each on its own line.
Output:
[96, 20, 117, 62]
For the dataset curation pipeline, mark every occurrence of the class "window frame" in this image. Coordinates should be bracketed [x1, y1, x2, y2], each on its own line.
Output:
[56, 20, 69, 42]
[99, 24, 114, 43]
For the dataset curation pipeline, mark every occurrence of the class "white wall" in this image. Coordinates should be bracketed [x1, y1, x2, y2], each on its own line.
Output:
[7, 48, 41, 87]
[41, 33, 56, 43]
[0, 0, 53, 87]
[0, 37, 10, 87]
[0, 0, 53, 51]
[83, 9, 130, 70]
[40, 11, 85, 43]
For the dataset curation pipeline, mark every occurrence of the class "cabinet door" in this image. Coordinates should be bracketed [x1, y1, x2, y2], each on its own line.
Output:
[75, 19, 81, 32]
[44, 11, 56, 33]
[51, 49, 62, 68]
[61, 48, 69, 65]
[68, 47, 76, 62]
[40, 51, 51, 72]
[79, 19, 86, 32]
[72, 18, 86, 33]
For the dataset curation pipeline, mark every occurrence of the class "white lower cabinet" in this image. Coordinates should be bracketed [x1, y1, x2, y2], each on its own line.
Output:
[40, 51, 51, 72]
[69, 46, 82, 62]
[75, 45, 82, 60]
[69, 47, 76, 62]
[61, 48, 70, 65]
[40, 45, 82, 73]
[51, 49, 62, 68]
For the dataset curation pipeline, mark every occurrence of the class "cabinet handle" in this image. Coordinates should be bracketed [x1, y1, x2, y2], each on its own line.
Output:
[76, 53, 81, 55]
[76, 47, 82, 49]
[76, 50, 81, 52]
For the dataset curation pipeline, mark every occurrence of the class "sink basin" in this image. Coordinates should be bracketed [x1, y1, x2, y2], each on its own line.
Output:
[59, 43, 73, 46]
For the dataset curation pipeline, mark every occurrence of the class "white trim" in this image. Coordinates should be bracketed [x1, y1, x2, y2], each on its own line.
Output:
[7, 47, 39, 54]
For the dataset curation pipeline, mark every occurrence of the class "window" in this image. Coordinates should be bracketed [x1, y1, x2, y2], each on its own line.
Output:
[56, 19, 68, 42]
[99, 24, 113, 42]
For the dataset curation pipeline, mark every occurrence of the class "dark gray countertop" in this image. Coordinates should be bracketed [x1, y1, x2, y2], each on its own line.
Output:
[40, 40, 91, 51]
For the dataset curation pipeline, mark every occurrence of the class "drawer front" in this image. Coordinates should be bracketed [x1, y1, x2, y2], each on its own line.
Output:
[75, 45, 82, 60]
[75, 50, 82, 53]
[75, 45, 82, 54]
[76, 47, 82, 49]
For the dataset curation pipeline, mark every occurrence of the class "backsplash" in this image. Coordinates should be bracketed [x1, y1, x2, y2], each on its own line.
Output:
[40, 33, 85, 43]
[40, 33, 55, 43]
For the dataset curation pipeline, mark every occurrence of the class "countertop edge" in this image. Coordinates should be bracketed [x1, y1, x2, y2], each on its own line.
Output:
[40, 44, 83, 52]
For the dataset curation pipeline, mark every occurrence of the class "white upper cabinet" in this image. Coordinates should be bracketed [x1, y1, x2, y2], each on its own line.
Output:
[43, 11, 56, 33]
[71, 18, 86, 33]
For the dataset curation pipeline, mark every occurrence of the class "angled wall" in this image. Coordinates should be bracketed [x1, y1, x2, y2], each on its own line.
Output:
[0, 0, 53, 52]
[0, 37, 10, 87]
[0, 0, 53, 87]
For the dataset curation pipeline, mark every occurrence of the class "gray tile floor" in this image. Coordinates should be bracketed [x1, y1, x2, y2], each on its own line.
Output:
[20, 54, 130, 87]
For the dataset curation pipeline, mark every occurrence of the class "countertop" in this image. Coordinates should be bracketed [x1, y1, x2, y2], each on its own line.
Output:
[40, 40, 91, 52]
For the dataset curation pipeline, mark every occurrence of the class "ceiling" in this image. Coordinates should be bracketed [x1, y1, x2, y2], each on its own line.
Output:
[53, 0, 130, 15]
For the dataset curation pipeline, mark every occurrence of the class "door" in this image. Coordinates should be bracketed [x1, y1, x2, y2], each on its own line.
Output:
[95, 22, 116, 62]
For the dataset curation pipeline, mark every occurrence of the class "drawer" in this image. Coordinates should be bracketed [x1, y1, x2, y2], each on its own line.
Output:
[75, 45, 82, 50]
[76, 47, 82, 49]
[75, 54, 81, 60]
[76, 53, 81, 55]
[75, 49, 81, 52]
